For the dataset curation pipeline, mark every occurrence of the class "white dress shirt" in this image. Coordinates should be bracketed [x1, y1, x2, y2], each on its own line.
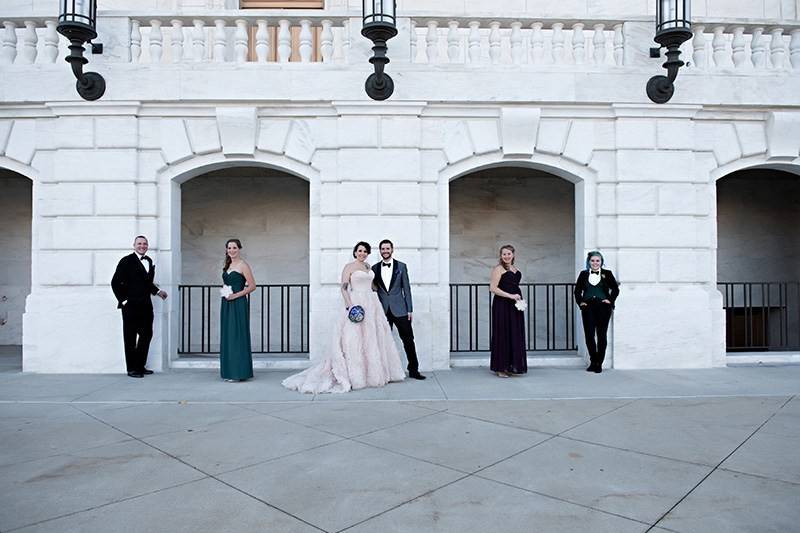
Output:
[380, 258, 393, 290]
[138, 253, 150, 273]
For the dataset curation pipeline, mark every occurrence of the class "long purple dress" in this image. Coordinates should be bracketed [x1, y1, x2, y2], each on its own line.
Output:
[490, 270, 527, 374]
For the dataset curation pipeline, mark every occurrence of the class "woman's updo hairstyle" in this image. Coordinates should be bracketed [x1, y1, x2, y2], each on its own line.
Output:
[223, 238, 243, 272]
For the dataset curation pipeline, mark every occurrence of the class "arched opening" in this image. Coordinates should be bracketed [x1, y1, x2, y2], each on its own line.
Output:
[0, 168, 32, 370]
[448, 165, 580, 364]
[717, 167, 800, 353]
[177, 166, 310, 364]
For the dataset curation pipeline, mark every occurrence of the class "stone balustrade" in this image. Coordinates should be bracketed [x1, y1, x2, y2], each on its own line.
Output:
[0, 18, 63, 65]
[130, 16, 350, 64]
[686, 23, 800, 71]
[410, 18, 627, 67]
[1, 15, 799, 72]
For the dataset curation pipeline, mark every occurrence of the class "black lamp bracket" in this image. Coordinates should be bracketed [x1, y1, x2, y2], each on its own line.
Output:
[65, 38, 106, 101]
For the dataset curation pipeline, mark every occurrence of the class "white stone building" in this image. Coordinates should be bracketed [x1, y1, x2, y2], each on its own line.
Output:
[1, 0, 799, 373]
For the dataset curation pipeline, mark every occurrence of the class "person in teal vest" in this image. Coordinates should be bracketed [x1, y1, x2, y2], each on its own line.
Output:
[573, 251, 619, 373]
[220, 238, 255, 382]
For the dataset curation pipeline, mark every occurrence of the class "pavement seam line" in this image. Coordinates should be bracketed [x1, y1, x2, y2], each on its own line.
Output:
[645, 395, 793, 532]
[715, 466, 800, 486]
[333, 472, 474, 533]
[69, 376, 130, 402]
[264, 405, 445, 441]
[5, 477, 209, 533]
[431, 372, 448, 399]
[471, 473, 654, 528]
[73, 405, 330, 533]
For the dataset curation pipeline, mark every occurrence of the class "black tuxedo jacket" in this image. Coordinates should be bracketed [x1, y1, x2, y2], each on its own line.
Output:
[111, 253, 160, 309]
[573, 268, 619, 308]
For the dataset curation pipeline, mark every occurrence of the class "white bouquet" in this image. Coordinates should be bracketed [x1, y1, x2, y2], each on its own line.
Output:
[220, 285, 233, 299]
[514, 299, 528, 312]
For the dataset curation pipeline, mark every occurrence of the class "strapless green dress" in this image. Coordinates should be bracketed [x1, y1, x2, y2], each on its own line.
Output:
[220, 270, 253, 380]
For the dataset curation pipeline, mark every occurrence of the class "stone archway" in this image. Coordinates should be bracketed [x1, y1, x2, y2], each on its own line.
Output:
[442, 156, 594, 368]
[159, 154, 317, 369]
[715, 165, 800, 356]
[0, 168, 32, 368]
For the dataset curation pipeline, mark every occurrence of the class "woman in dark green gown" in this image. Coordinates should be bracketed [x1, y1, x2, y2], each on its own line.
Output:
[220, 239, 255, 381]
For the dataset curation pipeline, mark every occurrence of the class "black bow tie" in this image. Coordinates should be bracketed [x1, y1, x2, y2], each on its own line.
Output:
[590, 270, 600, 275]
[382, 263, 391, 267]
[140, 255, 151, 262]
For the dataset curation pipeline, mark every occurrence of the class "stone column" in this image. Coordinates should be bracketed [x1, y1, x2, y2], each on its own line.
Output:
[608, 105, 720, 369]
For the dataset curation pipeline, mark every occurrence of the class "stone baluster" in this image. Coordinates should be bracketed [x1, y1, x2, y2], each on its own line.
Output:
[255, 20, 269, 63]
[572, 22, 585, 64]
[468, 21, 481, 65]
[613, 24, 624, 66]
[489, 21, 501, 64]
[43, 20, 59, 63]
[592, 24, 605, 65]
[213, 19, 226, 63]
[1, 22, 17, 65]
[731, 26, 746, 68]
[750, 27, 766, 68]
[278, 20, 291, 62]
[447, 21, 460, 63]
[130, 20, 142, 63]
[299, 19, 312, 63]
[790, 29, 800, 70]
[170, 20, 184, 63]
[192, 19, 206, 62]
[410, 20, 417, 62]
[691, 25, 706, 69]
[552, 23, 565, 65]
[425, 21, 439, 63]
[320, 20, 333, 63]
[770, 27, 786, 69]
[530, 22, 544, 64]
[342, 19, 350, 59]
[510, 22, 523, 64]
[711, 26, 729, 68]
[234, 19, 248, 63]
[19, 21, 37, 64]
[149, 20, 163, 63]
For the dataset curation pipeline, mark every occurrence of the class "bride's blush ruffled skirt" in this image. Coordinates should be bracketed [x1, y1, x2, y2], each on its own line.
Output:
[282, 284, 406, 394]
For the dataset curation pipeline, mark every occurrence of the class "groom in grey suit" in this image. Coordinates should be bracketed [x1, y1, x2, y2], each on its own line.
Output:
[372, 239, 426, 380]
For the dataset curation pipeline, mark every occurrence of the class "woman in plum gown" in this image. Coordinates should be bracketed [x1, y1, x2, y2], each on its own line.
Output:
[282, 241, 406, 393]
[489, 244, 527, 377]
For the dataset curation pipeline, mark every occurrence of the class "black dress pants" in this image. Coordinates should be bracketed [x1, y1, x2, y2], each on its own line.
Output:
[122, 302, 154, 372]
[386, 311, 419, 374]
[580, 300, 613, 368]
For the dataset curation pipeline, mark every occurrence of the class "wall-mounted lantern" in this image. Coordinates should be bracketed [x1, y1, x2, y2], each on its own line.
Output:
[57, 0, 106, 101]
[647, 0, 692, 104]
[361, 0, 397, 101]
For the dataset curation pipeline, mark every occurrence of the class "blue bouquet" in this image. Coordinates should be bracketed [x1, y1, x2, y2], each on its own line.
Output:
[347, 305, 365, 323]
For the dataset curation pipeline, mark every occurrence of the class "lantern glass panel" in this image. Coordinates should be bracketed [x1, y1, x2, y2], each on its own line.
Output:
[363, 0, 396, 26]
[59, 0, 96, 29]
[658, 0, 690, 32]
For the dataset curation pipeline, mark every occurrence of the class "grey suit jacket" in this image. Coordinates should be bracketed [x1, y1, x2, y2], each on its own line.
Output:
[372, 259, 413, 317]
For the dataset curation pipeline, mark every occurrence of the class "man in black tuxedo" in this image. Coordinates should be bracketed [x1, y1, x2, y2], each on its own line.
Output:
[372, 239, 426, 380]
[111, 236, 167, 378]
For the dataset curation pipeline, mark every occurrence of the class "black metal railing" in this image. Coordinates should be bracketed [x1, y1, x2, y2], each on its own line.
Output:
[719, 282, 800, 351]
[450, 283, 577, 352]
[178, 284, 309, 355]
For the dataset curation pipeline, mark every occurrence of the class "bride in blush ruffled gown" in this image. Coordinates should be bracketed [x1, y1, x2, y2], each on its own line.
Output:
[282, 241, 406, 394]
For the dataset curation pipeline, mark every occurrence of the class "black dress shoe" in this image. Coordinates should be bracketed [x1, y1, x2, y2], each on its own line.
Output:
[127, 371, 144, 378]
[593, 366, 603, 374]
[586, 365, 594, 372]
[141, 369, 154, 375]
[409, 372, 427, 380]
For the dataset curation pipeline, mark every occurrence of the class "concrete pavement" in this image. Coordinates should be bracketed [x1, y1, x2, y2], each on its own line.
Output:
[1, 353, 799, 532]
